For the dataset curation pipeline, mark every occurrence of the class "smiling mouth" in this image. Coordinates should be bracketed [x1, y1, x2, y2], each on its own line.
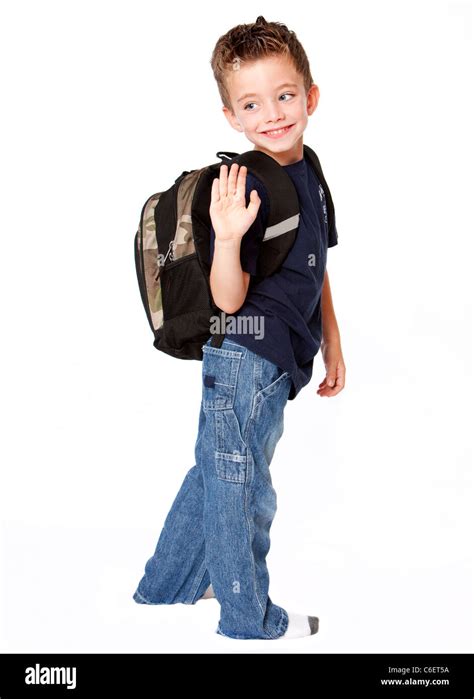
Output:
[261, 124, 295, 136]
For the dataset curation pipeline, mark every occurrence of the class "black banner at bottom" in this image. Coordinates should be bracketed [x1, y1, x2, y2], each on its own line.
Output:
[0, 653, 472, 696]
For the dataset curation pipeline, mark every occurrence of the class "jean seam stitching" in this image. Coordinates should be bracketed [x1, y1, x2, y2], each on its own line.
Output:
[187, 556, 208, 604]
[243, 451, 266, 621]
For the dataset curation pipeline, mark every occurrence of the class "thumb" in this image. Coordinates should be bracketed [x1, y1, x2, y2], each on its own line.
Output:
[247, 189, 261, 217]
[326, 372, 337, 388]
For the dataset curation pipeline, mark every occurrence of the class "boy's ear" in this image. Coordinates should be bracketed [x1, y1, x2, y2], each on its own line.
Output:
[307, 84, 320, 116]
[222, 105, 243, 132]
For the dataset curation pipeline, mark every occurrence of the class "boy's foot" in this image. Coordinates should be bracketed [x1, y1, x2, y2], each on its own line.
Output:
[198, 588, 318, 639]
[199, 584, 215, 600]
[278, 612, 319, 639]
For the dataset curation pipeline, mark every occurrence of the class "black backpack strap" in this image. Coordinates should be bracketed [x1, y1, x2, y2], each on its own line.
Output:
[216, 151, 239, 161]
[210, 334, 225, 347]
[303, 144, 336, 242]
[233, 150, 300, 277]
[209, 311, 226, 347]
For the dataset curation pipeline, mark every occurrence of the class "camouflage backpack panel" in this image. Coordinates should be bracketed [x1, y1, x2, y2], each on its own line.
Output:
[172, 170, 205, 260]
[135, 168, 209, 337]
[136, 192, 164, 333]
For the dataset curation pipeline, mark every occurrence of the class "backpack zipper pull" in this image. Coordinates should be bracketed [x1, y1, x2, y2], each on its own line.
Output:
[155, 240, 175, 280]
[161, 239, 176, 265]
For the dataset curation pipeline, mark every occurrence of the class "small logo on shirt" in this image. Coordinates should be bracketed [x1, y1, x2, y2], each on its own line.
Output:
[318, 183, 328, 225]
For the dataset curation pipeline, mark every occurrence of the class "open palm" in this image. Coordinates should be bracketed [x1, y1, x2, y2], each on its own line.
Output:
[209, 162, 261, 242]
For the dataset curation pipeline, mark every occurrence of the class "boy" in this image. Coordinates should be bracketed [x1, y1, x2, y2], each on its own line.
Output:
[133, 16, 346, 640]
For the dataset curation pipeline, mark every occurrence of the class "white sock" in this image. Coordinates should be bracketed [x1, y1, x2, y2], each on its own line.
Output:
[199, 588, 318, 639]
[279, 612, 319, 639]
[200, 584, 215, 600]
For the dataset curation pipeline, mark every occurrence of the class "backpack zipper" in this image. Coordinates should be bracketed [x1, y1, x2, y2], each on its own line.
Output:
[164, 250, 197, 269]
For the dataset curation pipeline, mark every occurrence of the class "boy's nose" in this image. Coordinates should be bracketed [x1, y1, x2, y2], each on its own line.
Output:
[263, 102, 286, 123]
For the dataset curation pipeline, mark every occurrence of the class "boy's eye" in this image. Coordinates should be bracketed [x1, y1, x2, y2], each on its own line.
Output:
[244, 93, 294, 111]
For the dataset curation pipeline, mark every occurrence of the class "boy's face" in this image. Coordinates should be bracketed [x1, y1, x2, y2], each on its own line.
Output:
[222, 54, 319, 166]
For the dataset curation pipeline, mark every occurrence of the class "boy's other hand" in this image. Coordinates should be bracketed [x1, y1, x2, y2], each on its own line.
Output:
[317, 340, 346, 397]
[210, 163, 261, 242]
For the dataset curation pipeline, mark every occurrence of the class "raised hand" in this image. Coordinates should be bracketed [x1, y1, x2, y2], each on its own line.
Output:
[209, 163, 261, 243]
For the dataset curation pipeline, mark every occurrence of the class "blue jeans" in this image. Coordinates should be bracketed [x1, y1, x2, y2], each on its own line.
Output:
[133, 337, 292, 639]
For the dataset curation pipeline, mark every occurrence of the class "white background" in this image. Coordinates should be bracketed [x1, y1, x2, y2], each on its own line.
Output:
[0, 0, 472, 653]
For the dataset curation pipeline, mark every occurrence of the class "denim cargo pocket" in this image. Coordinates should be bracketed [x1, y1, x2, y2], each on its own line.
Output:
[252, 370, 291, 422]
[255, 370, 290, 404]
[215, 450, 247, 484]
[201, 344, 242, 411]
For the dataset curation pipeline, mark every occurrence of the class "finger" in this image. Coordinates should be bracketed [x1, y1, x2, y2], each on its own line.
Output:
[210, 177, 220, 203]
[317, 388, 340, 398]
[227, 162, 239, 196]
[219, 163, 228, 199]
[247, 189, 261, 217]
[317, 379, 343, 396]
[317, 379, 331, 395]
[317, 384, 337, 397]
[236, 164, 247, 197]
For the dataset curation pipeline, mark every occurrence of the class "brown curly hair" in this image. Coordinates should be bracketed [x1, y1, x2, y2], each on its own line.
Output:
[210, 16, 314, 113]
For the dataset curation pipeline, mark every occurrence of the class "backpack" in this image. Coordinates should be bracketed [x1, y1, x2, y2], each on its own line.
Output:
[133, 144, 336, 360]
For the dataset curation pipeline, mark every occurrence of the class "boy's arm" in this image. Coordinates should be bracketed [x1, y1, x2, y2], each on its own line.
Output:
[210, 239, 250, 313]
[209, 163, 264, 314]
[318, 269, 346, 397]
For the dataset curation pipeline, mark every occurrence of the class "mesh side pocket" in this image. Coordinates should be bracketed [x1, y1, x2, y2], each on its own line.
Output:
[161, 252, 210, 321]
[158, 252, 213, 355]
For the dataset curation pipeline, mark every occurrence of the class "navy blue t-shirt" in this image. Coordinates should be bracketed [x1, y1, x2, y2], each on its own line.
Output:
[209, 152, 338, 400]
